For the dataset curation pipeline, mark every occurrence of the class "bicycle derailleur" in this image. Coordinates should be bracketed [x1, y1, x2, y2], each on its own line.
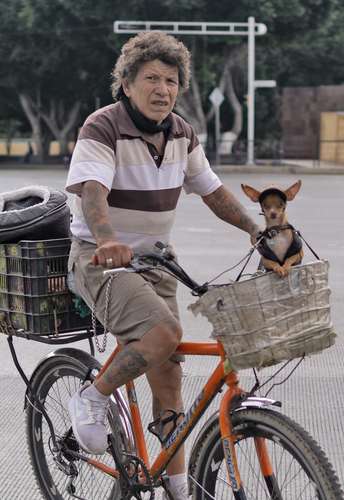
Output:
[48, 431, 89, 499]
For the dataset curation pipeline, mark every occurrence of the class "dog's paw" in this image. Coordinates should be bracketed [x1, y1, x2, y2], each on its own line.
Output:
[281, 265, 292, 276]
[272, 265, 286, 278]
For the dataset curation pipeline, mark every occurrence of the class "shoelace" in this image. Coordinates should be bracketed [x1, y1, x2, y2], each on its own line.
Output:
[85, 398, 109, 425]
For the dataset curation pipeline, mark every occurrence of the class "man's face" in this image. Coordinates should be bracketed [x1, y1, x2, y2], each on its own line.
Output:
[123, 59, 179, 124]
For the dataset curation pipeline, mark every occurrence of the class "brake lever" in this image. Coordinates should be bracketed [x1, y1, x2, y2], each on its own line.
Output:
[103, 256, 155, 276]
[130, 257, 155, 273]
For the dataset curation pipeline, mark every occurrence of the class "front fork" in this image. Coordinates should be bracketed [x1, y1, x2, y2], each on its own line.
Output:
[219, 371, 247, 500]
[219, 371, 282, 500]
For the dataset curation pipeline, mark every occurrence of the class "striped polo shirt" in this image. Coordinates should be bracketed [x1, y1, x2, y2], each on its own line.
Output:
[66, 101, 221, 251]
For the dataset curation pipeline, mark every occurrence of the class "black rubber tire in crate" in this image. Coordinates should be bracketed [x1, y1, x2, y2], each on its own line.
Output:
[0, 238, 91, 334]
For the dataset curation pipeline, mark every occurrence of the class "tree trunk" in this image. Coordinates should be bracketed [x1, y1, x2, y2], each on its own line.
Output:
[224, 66, 243, 137]
[206, 51, 244, 154]
[19, 92, 49, 162]
[42, 100, 81, 156]
[175, 66, 207, 135]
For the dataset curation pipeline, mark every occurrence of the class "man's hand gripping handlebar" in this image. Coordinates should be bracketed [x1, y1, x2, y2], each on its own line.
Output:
[103, 242, 207, 296]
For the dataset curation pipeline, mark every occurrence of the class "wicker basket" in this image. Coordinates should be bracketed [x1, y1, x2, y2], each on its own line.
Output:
[189, 260, 336, 370]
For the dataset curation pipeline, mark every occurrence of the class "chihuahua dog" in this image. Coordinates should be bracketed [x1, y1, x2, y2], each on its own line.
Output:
[241, 180, 303, 277]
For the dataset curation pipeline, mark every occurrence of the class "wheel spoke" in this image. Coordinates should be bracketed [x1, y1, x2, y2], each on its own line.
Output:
[27, 360, 124, 499]
[191, 409, 343, 500]
[237, 439, 270, 494]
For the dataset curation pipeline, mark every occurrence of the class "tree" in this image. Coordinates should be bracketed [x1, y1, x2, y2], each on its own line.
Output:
[113, 0, 338, 150]
[0, 0, 121, 161]
[0, 88, 24, 155]
[0, 0, 342, 160]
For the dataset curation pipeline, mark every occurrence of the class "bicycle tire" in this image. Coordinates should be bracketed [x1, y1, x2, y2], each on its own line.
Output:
[26, 354, 133, 500]
[189, 407, 344, 500]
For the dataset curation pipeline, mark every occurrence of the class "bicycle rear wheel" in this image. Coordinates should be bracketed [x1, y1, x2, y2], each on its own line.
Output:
[26, 354, 133, 500]
[190, 407, 343, 500]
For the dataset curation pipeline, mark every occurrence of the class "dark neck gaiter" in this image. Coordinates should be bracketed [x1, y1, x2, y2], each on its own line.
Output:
[121, 95, 172, 135]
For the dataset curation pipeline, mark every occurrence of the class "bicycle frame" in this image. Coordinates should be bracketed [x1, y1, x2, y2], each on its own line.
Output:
[5, 319, 281, 498]
[76, 340, 277, 499]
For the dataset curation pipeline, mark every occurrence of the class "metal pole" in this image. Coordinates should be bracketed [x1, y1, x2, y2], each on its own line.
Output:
[215, 104, 220, 167]
[247, 16, 255, 165]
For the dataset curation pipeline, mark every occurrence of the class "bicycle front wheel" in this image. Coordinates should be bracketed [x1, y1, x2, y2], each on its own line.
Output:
[190, 407, 343, 500]
[26, 354, 132, 500]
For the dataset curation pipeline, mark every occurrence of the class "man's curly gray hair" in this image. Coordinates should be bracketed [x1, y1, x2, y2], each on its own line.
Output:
[111, 31, 191, 100]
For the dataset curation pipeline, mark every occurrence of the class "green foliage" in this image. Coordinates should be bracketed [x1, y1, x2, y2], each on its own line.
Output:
[0, 0, 343, 143]
[0, 0, 120, 107]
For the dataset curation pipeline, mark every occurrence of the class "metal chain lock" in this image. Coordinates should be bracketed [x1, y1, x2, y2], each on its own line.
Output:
[91, 273, 118, 353]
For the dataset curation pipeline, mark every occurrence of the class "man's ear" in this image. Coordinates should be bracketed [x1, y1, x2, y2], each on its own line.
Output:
[122, 79, 130, 97]
[284, 180, 302, 201]
[241, 184, 261, 202]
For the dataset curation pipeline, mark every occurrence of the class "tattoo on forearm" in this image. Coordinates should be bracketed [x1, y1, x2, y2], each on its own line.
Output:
[81, 181, 116, 243]
[102, 346, 148, 387]
[203, 186, 258, 234]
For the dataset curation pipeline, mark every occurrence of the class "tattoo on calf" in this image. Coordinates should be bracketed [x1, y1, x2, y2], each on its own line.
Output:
[102, 346, 148, 387]
[152, 396, 162, 421]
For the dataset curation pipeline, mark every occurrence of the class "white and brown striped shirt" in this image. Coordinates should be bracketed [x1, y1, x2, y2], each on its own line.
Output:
[66, 101, 221, 251]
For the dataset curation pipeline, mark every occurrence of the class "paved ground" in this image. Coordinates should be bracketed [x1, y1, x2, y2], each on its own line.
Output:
[0, 166, 343, 498]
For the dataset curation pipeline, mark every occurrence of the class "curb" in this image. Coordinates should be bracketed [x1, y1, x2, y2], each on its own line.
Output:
[0, 163, 343, 175]
[213, 164, 344, 175]
[0, 163, 68, 171]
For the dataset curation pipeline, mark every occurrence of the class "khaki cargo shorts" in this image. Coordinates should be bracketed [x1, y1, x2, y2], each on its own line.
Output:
[68, 239, 183, 361]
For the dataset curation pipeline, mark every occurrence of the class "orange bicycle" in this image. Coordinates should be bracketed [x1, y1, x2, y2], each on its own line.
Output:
[4, 243, 344, 499]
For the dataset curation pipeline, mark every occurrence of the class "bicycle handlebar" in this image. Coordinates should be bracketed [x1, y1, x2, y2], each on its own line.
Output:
[103, 245, 208, 295]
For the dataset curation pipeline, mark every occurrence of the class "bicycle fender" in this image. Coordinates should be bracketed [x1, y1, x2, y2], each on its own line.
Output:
[235, 396, 281, 410]
[23, 347, 101, 409]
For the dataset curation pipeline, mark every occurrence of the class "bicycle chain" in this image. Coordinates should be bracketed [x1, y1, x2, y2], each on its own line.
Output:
[120, 454, 155, 500]
[91, 272, 118, 353]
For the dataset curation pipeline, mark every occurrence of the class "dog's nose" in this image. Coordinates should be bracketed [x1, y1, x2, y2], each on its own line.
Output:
[270, 212, 277, 219]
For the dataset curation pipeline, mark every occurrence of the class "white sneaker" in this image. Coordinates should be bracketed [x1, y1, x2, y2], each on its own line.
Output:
[68, 381, 109, 455]
[162, 482, 190, 500]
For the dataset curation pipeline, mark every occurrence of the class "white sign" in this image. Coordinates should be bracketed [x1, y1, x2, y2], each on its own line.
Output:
[254, 80, 276, 88]
[209, 87, 224, 107]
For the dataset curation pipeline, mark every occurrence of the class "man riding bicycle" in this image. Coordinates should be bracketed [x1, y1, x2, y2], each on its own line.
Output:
[66, 31, 259, 500]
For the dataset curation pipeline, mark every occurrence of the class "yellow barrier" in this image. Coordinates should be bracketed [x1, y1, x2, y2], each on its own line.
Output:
[0, 140, 75, 156]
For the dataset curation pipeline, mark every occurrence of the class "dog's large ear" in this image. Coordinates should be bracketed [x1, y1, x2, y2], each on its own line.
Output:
[241, 184, 261, 202]
[284, 180, 302, 201]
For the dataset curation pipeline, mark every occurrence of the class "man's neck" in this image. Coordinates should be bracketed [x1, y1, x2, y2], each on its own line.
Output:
[142, 131, 165, 153]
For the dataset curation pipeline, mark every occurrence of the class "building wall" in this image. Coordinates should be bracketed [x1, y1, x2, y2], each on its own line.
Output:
[281, 85, 344, 158]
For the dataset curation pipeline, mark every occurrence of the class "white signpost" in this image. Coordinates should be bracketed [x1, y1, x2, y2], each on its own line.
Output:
[209, 87, 224, 166]
[114, 19, 275, 164]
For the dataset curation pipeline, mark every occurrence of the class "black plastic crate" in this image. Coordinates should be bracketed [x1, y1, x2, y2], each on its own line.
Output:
[0, 238, 91, 334]
[0, 239, 70, 295]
